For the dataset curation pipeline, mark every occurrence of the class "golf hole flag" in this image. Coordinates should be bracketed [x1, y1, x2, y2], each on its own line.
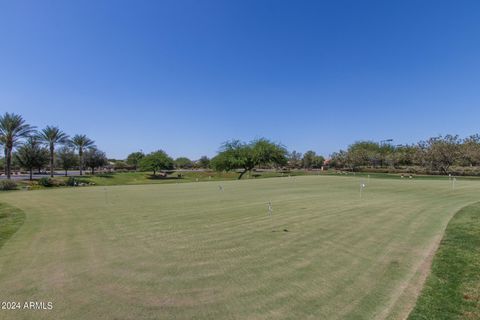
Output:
[360, 182, 366, 198]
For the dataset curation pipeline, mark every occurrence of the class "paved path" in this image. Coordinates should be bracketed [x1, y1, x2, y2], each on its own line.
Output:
[0, 171, 81, 181]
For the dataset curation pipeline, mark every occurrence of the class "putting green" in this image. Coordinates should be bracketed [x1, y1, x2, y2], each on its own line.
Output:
[0, 176, 478, 319]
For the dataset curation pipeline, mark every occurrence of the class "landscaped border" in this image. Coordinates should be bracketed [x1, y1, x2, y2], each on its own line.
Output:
[0, 202, 26, 250]
[408, 202, 480, 319]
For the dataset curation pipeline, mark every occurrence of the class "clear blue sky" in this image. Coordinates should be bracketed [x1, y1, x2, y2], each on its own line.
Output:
[1, 0, 480, 159]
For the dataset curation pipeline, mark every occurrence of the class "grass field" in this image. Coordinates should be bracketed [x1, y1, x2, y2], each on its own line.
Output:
[18, 170, 305, 189]
[18, 170, 477, 190]
[1, 175, 479, 319]
[408, 202, 480, 319]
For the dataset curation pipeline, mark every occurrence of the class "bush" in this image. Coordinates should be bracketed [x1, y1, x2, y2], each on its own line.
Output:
[37, 177, 53, 187]
[0, 180, 17, 191]
[66, 176, 76, 186]
[65, 177, 91, 186]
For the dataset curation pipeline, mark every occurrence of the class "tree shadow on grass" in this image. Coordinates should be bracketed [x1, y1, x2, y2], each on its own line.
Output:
[93, 173, 115, 179]
[147, 174, 183, 180]
[0, 203, 26, 250]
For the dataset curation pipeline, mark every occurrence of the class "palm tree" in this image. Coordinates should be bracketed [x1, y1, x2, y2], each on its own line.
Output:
[70, 134, 95, 175]
[0, 113, 35, 179]
[38, 126, 69, 177]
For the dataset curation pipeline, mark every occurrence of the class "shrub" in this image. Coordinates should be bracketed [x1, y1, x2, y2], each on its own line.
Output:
[66, 177, 76, 186]
[37, 177, 53, 187]
[0, 180, 17, 191]
[65, 177, 91, 186]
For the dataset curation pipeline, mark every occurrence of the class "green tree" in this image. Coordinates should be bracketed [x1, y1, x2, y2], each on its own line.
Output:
[113, 160, 128, 170]
[139, 150, 174, 175]
[346, 141, 381, 168]
[461, 135, 480, 166]
[312, 155, 325, 169]
[302, 150, 316, 169]
[211, 139, 287, 179]
[288, 150, 303, 169]
[175, 157, 193, 169]
[126, 152, 145, 170]
[393, 145, 417, 167]
[197, 156, 211, 169]
[302, 151, 325, 169]
[0, 113, 36, 179]
[422, 135, 461, 174]
[329, 150, 347, 169]
[38, 126, 69, 177]
[56, 147, 79, 176]
[14, 137, 49, 180]
[70, 134, 95, 175]
[83, 148, 108, 175]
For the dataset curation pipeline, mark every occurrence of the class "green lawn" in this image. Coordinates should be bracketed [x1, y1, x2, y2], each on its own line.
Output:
[408, 202, 480, 319]
[20, 170, 470, 190]
[50, 170, 304, 187]
[0, 175, 479, 319]
[0, 203, 25, 250]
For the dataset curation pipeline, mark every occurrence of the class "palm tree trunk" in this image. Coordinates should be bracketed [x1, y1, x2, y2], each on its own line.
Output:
[50, 144, 54, 177]
[79, 149, 83, 176]
[6, 147, 11, 180]
[3, 147, 6, 178]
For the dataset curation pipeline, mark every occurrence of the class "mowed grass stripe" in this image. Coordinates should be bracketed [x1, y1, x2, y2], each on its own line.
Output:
[0, 202, 26, 250]
[408, 202, 480, 319]
[0, 176, 479, 319]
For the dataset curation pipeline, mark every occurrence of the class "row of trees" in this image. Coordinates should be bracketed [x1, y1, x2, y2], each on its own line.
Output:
[7, 112, 480, 181]
[123, 152, 211, 171]
[287, 150, 325, 169]
[0, 112, 104, 179]
[120, 139, 289, 180]
[329, 135, 480, 174]
[15, 140, 107, 180]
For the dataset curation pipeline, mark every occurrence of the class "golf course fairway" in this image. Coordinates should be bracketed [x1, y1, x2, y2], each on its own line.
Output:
[0, 175, 479, 319]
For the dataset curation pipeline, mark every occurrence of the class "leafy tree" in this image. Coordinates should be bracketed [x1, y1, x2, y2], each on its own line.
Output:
[14, 137, 49, 180]
[379, 144, 395, 167]
[83, 148, 108, 175]
[420, 135, 461, 174]
[211, 139, 287, 179]
[288, 150, 303, 169]
[197, 156, 211, 169]
[175, 157, 193, 169]
[392, 145, 417, 167]
[70, 134, 95, 175]
[56, 147, 79, 176]
[346, 141, 382, 168]
[126, 152, 145, 170]
[312, 155, 325, 168]
[329, 150, 348, 169]
[461, 135, 480, 166]
[38, 126, 69, 177]
[139, 150, 174, 175]
[113, 160, 128, 170]
[302, 150, 316, 169]
[0, 113, 36, 179]
[301, 151, 325, 169]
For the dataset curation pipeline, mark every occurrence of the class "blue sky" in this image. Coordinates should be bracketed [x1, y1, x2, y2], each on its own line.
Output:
[1, 0, 480, 159]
